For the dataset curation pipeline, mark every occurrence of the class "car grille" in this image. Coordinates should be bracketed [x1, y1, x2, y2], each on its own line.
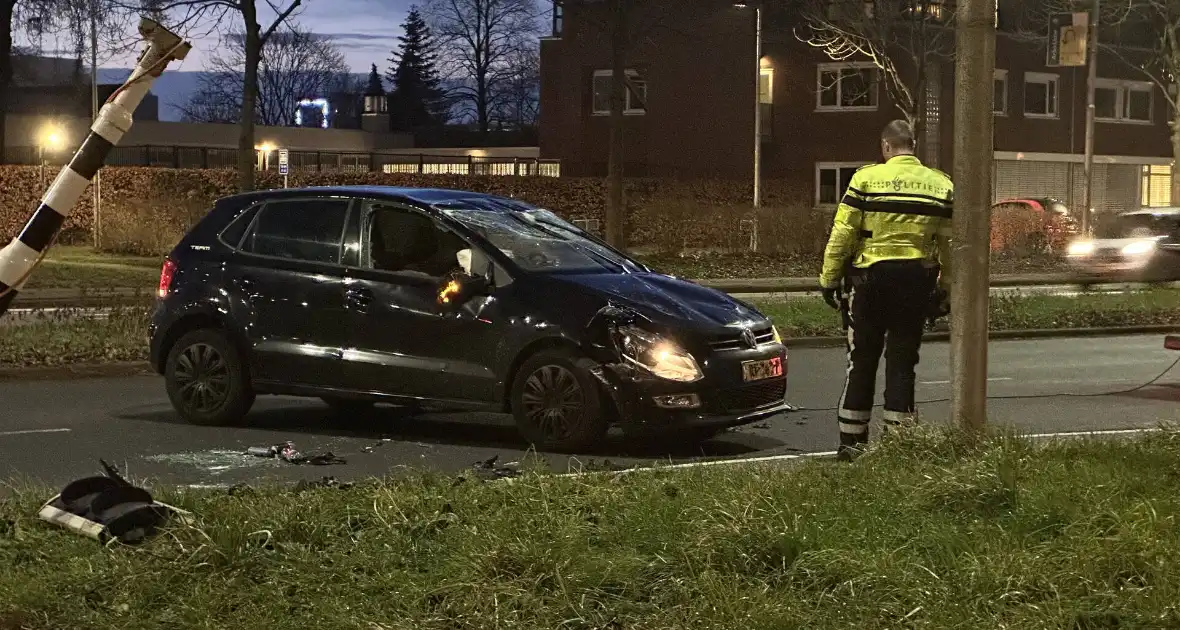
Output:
[708, 326, 776, 351]
[712, 378, 786, 414]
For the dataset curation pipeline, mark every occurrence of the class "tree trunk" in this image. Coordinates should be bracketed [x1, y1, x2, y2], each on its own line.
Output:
[605, 0, 627, 249]
[1171, 113, 1180, 206]
[0, 0, 16, 163]
[237, 2, 261, 192]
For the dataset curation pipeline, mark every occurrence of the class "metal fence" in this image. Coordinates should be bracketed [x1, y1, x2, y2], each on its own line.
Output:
[4, 144, 562, 177]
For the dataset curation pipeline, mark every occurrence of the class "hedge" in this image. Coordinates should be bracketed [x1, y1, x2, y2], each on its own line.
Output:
[0, 166, 1064, 259]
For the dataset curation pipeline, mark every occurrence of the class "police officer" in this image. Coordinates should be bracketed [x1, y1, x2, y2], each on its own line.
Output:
[818, 119, 953, 461]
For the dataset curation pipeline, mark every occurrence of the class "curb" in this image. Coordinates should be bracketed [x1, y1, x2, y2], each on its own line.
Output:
[783, 324, 1180, 348]
[0, 361, 153, 381]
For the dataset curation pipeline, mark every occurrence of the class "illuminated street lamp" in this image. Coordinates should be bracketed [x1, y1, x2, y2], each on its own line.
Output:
[38, 124, 65, 190]
[255, 142, 275, 170]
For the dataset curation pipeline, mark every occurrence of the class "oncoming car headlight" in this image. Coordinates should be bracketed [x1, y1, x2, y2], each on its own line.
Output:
[616, 325, 703, 383]
[1121, 240, 1156, 257]
[1067, 240, 1096, 257]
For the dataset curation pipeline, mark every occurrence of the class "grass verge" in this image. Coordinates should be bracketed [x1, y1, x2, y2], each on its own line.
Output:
[25, 247, 1064, 292]
[23, 246, 160, 291]
[3, 427, 1180, 627]
[4, 289, 1180, 368]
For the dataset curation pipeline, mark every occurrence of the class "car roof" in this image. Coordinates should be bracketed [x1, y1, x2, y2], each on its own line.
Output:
[216, 185, 531, 209]
[1123, 207, 1180, 217]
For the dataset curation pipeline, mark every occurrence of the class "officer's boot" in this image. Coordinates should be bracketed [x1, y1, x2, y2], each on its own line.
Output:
[882, 409, 920, 436]
[836, 420, 869, 462]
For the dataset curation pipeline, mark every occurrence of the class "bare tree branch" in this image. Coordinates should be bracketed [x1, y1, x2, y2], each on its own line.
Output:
[179, 22, 349, 126]
[792, 0, 955, 164]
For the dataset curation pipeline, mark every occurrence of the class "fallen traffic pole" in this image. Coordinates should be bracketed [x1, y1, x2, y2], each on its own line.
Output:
[0, 18, 191, 318]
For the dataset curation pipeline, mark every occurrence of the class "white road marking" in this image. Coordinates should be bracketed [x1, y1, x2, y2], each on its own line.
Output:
[921, 377, 1012, 385]
[0, 428, 71, 436]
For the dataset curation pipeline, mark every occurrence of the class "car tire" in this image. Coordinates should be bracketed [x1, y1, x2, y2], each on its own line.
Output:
[165, 329, 254, 426]
[320, 397, 376, 415]
[510, 349, 608, 453]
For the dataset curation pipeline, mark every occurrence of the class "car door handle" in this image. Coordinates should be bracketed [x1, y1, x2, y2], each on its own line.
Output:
[345, 287, 373, 308]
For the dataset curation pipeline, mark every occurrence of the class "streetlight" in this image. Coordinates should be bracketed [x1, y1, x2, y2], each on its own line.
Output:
[38, 124, 65, 191]
[255, 142, 275, 171]
[735, 2, 762, 208]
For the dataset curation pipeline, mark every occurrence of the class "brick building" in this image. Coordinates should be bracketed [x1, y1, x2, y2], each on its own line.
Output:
[539, 0, 1175, 213]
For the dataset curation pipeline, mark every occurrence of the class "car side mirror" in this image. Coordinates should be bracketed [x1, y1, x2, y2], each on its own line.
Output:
[436, 272, 492, 314]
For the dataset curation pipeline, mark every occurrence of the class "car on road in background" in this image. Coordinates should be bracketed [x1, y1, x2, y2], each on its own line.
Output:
[1064, 207, 1180, 283]
[148, 186, 789, 452]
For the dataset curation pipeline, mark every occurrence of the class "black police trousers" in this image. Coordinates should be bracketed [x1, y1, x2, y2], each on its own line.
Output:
[837, 259, 937, 448]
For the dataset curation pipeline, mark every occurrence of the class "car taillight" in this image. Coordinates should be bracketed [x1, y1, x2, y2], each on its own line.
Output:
[157, 258, 177, 298]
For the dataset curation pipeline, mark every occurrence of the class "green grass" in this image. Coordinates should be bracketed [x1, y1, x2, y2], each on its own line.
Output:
[752, 289, 1180, 338]
[4, 289, 1180, 368]
[634, 252, 1067, 280]
[4, 427, 1180, 628]
[21, 246, 161, 291]
[18, 247, 1067, 292]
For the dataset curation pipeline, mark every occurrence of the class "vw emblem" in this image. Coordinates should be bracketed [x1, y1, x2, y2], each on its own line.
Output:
[741, 328, 757, 348]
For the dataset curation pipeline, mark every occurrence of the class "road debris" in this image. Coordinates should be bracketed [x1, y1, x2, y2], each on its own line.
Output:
[243, 442, 346, 466]
[36, 460, 192, 545]
[470, 455, 522, 480]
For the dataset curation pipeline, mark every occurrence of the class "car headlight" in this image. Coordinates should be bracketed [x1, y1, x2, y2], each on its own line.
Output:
[1067, 240, 1096, 257]
[616, 325, 703, 382]
[1122, 240, 1156, 257]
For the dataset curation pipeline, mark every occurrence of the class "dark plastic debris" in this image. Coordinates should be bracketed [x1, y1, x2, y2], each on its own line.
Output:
[244, 442, 345, 466]
[470, 455, 522, 480]
[37, 460, 189, 545]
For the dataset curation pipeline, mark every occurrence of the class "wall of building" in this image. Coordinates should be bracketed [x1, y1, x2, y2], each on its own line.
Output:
[539, 0, 1176, 214]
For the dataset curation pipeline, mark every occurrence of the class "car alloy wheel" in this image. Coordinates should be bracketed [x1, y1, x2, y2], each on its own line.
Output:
[173, 342, 231, 414]
[510, 349, 608, 452]
[520, 364, 585, 441]
[165, 328, 254, 426]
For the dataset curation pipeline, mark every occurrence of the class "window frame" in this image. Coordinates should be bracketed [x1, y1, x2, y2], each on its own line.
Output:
[815, 162, 868, 207]
[234, 196, 357, 268]
[815, 61, 879, 112]
[993, 69, 1008, 116]
[1023, 71, 1060, 119]
[1094, 78, 1154, 124]
[357, 199, 485, 282]
[591, 69, 647, 116]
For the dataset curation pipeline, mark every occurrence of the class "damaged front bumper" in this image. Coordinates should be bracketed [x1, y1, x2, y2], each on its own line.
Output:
[590, 362, 790, 432]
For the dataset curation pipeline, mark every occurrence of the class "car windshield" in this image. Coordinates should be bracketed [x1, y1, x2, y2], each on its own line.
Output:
[1104, 213, 1180, 239]
[435, 198, 643, 273]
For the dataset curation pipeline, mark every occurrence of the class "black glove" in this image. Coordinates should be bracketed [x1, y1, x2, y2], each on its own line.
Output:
[822, 286, 841, 310]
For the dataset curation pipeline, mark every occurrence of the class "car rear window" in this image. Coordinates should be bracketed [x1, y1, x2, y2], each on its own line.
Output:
[218, 204, 261, 248]
[241, 199, 351, 264]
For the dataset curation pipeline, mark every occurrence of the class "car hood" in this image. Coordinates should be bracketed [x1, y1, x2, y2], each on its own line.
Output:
[546, 272, 768, 330]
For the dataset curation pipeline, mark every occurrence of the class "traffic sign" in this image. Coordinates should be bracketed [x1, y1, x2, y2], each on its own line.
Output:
[1046, 12, 1088, 67]
[278, 148, 289, 175]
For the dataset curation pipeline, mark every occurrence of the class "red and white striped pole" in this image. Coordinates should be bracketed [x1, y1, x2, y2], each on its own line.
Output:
[0, 18, 191, 317]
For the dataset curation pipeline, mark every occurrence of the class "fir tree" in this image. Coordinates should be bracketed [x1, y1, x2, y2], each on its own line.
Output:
[365, 63, 384, 95]
[386, 6, 448, 129]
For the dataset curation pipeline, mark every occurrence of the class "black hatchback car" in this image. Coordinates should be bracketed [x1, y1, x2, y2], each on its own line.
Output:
[149, 186, 789, 451]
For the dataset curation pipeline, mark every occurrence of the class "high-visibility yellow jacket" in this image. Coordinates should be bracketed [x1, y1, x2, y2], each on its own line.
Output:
[818, 154, 953, 291]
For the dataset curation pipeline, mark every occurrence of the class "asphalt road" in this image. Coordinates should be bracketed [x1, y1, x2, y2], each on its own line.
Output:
[2, 334, 1179, 491]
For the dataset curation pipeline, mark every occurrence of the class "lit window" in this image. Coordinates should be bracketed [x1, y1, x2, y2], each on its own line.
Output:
[591, 69, 647, 115]
[760, 67, 773, 140]
[1141, 164, 1172, 207]
[817, 62, 878, 111]
[1023, 72, 1059, 118]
